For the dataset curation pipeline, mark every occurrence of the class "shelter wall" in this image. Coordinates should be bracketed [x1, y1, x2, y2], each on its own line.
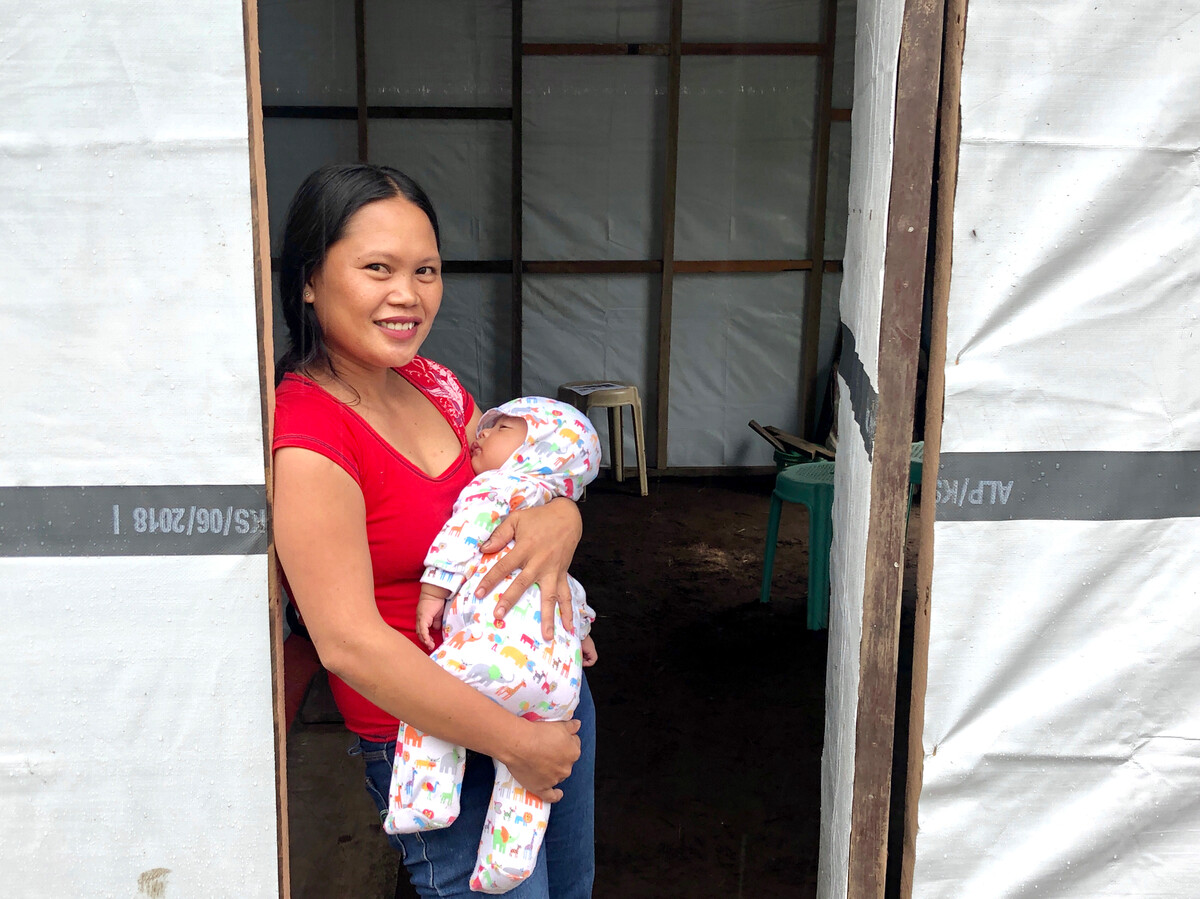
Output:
[910, 2, 1200, 895]
[0, 2, 278, 895]
[820, 0, 903, 894]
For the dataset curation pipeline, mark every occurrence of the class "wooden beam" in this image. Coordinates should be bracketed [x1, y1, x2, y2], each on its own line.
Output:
[523, 260, 662, 275]
[354, 0, 367, 161]
[262, 105, 356, 119]
[683, 41, 824, 56]
[240, 0, 289, 895]
[901, 0, 967, 895]
[273, 256, 845, 275]
[675, 259, 813, 273]
[522, 42, 669, 56]
[832, 106, 853, 121]
[521, 41, 826, 57]
[263, 105, 512, 120]
[654, 0, 683, 471]
[800, 0, 838, 440]
[847, 1, 946, 896]
[510, 1, 524, 396]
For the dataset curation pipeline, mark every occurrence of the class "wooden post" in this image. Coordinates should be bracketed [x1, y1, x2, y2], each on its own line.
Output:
[240, 0, 289, 895]
[654, 0, 682, 470]
[846, 0, 945, 896]
[900, 0, 967, 895]
[354, 0, 368, 161]
[801, 0, 838, 439]
[510, 0, 524, 396]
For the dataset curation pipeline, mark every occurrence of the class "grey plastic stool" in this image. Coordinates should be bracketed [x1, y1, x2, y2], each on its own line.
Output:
[556, 381, 648, 496]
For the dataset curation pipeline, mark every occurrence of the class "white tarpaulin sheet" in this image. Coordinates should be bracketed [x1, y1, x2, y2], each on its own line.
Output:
[1, 2, 278, 896]
[913, 2, 1200, 896]
[820, 0, 901, 893]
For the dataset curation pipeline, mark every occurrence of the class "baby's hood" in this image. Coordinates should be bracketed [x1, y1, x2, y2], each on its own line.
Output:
[478, 396, 602, 499]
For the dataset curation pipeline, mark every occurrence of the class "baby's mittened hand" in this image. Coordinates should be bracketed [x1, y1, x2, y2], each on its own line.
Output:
[415, 593, 447, 651]
[580, 635, 599, 667]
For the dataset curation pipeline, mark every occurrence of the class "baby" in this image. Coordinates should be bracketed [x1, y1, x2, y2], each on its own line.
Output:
[385, 396, 601, 894]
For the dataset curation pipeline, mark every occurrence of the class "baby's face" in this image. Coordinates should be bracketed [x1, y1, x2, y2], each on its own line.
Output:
[471, 414, 528, 474]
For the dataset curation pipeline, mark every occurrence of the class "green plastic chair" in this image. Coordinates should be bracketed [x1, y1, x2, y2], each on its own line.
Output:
[759, 442, 924, 630]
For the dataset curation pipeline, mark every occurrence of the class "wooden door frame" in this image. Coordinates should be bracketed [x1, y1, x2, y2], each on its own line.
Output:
[843, 0, 951, 895]
[898, 0, 967, 896]
[241, 0, 290, 895]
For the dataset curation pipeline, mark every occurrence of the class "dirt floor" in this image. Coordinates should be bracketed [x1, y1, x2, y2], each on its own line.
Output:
[286, 474, 920, 899]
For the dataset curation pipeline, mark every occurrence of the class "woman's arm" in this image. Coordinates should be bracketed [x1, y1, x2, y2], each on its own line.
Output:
[273, 445, 579, 799]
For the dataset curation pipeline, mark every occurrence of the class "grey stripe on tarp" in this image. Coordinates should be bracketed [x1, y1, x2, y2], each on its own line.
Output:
[936, 452, 1200, 521]
[0, 485, 268, 556]
[838, 322, 878, 456]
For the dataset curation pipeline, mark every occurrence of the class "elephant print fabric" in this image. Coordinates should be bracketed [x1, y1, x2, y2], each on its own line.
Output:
[385, 396, 601, 894]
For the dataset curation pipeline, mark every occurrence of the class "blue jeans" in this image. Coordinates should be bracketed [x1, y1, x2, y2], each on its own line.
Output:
[358, 676, 595, 898]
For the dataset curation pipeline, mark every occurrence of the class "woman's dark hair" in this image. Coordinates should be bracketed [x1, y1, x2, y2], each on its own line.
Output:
[275, 163, 440, 383]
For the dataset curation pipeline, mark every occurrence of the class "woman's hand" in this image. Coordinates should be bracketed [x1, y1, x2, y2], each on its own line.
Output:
[501, 718, 582, 802]
[476, 497, 582, 641]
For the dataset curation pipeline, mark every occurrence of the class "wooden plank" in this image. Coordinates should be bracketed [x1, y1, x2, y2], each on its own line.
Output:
[674, 259, 813, 273]
[800, 0, 839, 439]
[525, 259, 823, 274]
[522, 42, 670, 56]
[240, 0, 289, 895]
[272, 257, 510, 274]
[271, 256, 842, 276]
[354, 0, 367, 161]
[523, 260, 662, 274]
[683, 41, 824, 56]
[832, 106, 853, 121]
[263, 105, 512, 120]
[522, 41, 825, 57]
[263, 105, 357, 120]
[845, 1, 945, 896]
[900, 1, 967, 895]
[654, 0, 683, 471]
[510, 1, 524, 396]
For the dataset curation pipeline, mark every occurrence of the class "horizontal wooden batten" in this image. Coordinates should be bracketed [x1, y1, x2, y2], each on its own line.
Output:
[263, 105, 512, 121]
[523, 260, 662, 274]
[676, 259, 810, 273]
[684, 42, 824, 56]
[523, 42, 669, 56]
[832, 107, 852, 121]
[522, 42, 825, 57]
[269, 258, 842, 274]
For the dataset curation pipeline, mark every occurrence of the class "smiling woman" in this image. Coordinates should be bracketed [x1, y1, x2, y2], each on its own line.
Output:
[270, 164, 597, 898]
[304, 195, 442, 377]
[276, 164, 443, 384]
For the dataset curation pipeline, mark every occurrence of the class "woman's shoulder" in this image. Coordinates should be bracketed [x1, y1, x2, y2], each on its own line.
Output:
[399, 356, 475, 434]
[275, 372, 346, 425]
[273, 374, 364, 480]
